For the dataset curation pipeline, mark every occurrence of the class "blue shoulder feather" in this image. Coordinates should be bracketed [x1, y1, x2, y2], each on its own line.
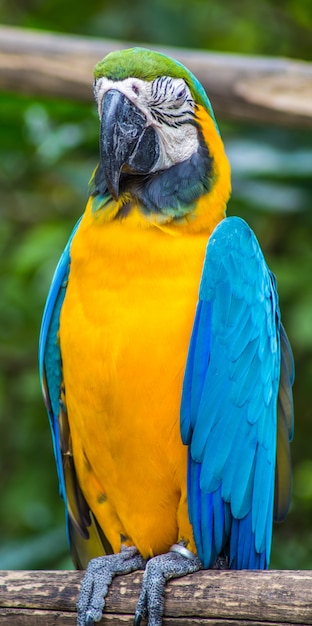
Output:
[181, 216, 294, 569]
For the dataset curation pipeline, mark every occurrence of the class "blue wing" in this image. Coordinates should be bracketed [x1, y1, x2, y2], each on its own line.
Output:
[181, 216, 294, 570]
[39, 219, 82, 502]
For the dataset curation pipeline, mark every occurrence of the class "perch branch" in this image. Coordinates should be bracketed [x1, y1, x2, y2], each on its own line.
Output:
[1, 569, 312, 625]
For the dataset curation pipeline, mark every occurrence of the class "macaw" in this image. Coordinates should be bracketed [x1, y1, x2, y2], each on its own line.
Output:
[39, 47, 294, 626]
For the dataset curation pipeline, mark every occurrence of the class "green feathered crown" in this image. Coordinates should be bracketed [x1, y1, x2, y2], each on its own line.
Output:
[94, 47, 218, 129]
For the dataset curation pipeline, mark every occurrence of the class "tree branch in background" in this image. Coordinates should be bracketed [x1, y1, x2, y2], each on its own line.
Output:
[0, 25, 312, 127]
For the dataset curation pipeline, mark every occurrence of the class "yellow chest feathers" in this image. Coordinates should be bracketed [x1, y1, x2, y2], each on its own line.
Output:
[59, 211, 212, 555]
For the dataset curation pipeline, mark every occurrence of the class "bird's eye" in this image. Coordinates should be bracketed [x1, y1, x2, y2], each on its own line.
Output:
[176, 85, 186, 100]
[168, 81, 188, 108]
[132, 83, 140, 96]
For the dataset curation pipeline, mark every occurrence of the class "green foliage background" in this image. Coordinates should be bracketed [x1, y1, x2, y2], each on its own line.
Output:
[1, 0, 312, 570]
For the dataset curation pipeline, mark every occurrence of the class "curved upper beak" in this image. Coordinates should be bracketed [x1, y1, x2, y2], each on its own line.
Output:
[100, 89, 159, 199]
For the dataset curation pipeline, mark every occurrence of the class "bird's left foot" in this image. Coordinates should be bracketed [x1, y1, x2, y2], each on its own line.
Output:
[134, 543, 202, 626]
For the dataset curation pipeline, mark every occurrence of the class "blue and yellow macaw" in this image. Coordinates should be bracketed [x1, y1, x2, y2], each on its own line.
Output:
[39, 48, 294, 626]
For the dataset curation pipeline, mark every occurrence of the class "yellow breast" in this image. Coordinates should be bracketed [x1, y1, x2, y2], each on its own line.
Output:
[59, 201, 218, 557]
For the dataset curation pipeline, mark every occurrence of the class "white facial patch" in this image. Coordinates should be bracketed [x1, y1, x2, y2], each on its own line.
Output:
[94, 76, 199, 171]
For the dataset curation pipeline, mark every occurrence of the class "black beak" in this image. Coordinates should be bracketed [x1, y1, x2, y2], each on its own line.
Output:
[100, 89, 159, 199]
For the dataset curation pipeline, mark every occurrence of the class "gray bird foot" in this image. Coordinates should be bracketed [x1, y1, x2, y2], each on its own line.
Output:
[134, 544, 202, 626]
[77, 545, 146, 626]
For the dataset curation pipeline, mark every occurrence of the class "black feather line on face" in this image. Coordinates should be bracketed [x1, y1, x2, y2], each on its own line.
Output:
[149, 107, 195, 128]
[148, 76, 195, 128]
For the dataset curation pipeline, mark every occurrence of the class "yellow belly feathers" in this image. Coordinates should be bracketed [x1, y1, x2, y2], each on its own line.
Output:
[60, 203, 217, 558]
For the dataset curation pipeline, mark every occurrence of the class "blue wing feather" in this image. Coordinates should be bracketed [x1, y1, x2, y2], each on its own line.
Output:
[181, 216, 294, 570]
[181, 300, 212, 443]
[188, 453, 204, 560]
[39, 217, 82, 502]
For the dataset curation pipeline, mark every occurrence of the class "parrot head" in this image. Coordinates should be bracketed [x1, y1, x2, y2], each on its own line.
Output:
[90, 47, 231, 229]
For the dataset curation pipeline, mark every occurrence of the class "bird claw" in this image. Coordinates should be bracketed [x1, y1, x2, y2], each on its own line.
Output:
[134, 546, 202, 626]
[77, 546, 146, 626]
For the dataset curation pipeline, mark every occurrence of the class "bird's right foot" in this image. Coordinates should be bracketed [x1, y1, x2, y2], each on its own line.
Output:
[77, 545, 146, 626]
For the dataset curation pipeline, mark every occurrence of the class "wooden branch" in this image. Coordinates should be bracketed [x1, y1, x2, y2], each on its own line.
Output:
[1, 25, 312, 127]
[1, 569, 312, 625]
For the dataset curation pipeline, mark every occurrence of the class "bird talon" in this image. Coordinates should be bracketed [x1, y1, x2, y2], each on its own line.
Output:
[133, 612, 143, 626]
[85, 613, 94, 626]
